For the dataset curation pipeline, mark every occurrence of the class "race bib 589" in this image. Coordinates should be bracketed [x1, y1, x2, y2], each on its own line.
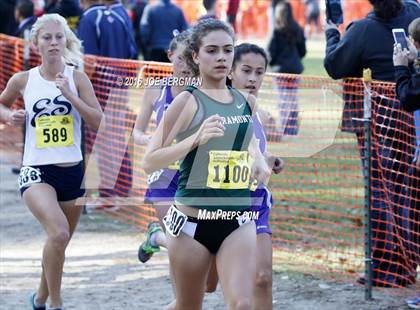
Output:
[35, 115, 74, 148]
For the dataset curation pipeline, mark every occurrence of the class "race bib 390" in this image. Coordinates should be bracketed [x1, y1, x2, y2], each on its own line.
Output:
[163, 205, 188, 237]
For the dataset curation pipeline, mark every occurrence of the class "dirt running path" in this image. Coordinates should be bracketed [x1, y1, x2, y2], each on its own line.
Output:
[0, 161, 413, 309]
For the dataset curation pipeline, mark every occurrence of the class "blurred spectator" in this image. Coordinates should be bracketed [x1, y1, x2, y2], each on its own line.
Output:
[324, 0, 420, 287]
[269, 0, 286, 34]
[226, 0, 239, 32]
[33, 0, 45, 16]
[272, 0, 283, 8]
[304, 0, 320, 38]
[393, 16, 420, 287]
[198, 0, 217, 22]
[268, 1, 306, 137]
[271, 0, 288, 14]
[268, 1, 306, 74]
[105, 0, 138, 59]
[0, 0, 18, 35]
[324, 0, 419, 81]
[78, 0, 136, 59]
[394, 18, 420, 113]
[14, 0, 36, 38]
[140, 0, 188, 62]
[78, 0, 105, 53]
[131, 0, 148, 58]
[44, 0, 54, 11]
[44, 0, 82, 31]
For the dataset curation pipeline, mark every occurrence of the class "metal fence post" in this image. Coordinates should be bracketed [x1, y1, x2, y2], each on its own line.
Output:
[362, 68, 373, 300]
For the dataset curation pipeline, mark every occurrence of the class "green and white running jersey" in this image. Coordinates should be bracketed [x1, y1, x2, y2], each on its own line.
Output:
[175, 86, 254, 211]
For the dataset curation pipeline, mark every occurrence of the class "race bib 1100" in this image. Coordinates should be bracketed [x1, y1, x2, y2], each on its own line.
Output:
[207, 150, 251, 189]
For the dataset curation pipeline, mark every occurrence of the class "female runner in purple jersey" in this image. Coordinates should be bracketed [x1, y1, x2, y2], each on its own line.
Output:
[231, 43, 283, 310]
[134, 30, 193, 263]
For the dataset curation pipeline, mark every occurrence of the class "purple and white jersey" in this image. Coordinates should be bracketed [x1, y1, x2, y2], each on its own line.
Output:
[251, 112, 273, 234]
[251, 112, 268, 191]
[154, 84, 174, 126]
[253, 112, 266, 153]
[145, 82, 179, 203]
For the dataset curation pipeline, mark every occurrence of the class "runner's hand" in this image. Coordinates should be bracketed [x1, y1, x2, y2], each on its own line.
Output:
[55, 73, 72, 98]
[265, 152, 284, 174]
[393, 43, 409, 67]
[134, 130, 151, 145]
[9, 109, 25, 126]
[251, 156, 271, 185]
[194, 114, 225, 146]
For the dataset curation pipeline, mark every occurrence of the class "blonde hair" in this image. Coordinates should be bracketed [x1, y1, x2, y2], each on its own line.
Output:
[274, 2, 288, 30]
[408, 17, 420, 69]
[408, 17, 420, 45]
[30, 13, 83, 66]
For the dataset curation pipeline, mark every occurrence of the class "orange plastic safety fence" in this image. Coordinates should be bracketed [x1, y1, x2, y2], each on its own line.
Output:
[0, 35, 41, 164]
[0, 34, 418, 292]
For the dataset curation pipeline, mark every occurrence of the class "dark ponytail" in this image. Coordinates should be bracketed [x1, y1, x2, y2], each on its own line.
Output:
[368, 0, 403, 20]
[233, 43, 268, 70]
[226, 43, 268, 87]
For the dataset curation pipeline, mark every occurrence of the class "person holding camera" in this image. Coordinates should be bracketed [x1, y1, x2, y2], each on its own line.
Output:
[393, 18, 419, 302]
[324, 0, 420, 287]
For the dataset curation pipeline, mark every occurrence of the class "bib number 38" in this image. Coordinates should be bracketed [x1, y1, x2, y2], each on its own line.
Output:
[18, 167, 42, 189]
[163, 205, 188, 237]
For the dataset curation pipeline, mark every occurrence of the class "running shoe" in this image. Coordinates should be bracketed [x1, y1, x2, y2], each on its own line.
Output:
[30, 292, 46, 310]
[406, 297, 420, 309]
[138, 222, 162, 263]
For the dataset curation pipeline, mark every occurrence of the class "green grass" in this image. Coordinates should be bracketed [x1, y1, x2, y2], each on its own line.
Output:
[302, 38, 328, 77]
[258, 53, 366, 270]
[269, 137, 364, 233]
[267, 134, 366, 272]
[282, 39, 366, 248]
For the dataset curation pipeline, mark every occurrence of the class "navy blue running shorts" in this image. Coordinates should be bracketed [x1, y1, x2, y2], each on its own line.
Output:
[19, 162, 85, 201]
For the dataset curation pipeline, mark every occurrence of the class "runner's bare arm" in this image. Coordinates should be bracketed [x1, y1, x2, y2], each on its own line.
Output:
[249, 134, 271, 184]
[142, 91, 197, 173]
[59, 70, 103, 130]
[257, 109, 274, 128]
[0, 72, 28, 124]
[133, 87, 160, 145]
